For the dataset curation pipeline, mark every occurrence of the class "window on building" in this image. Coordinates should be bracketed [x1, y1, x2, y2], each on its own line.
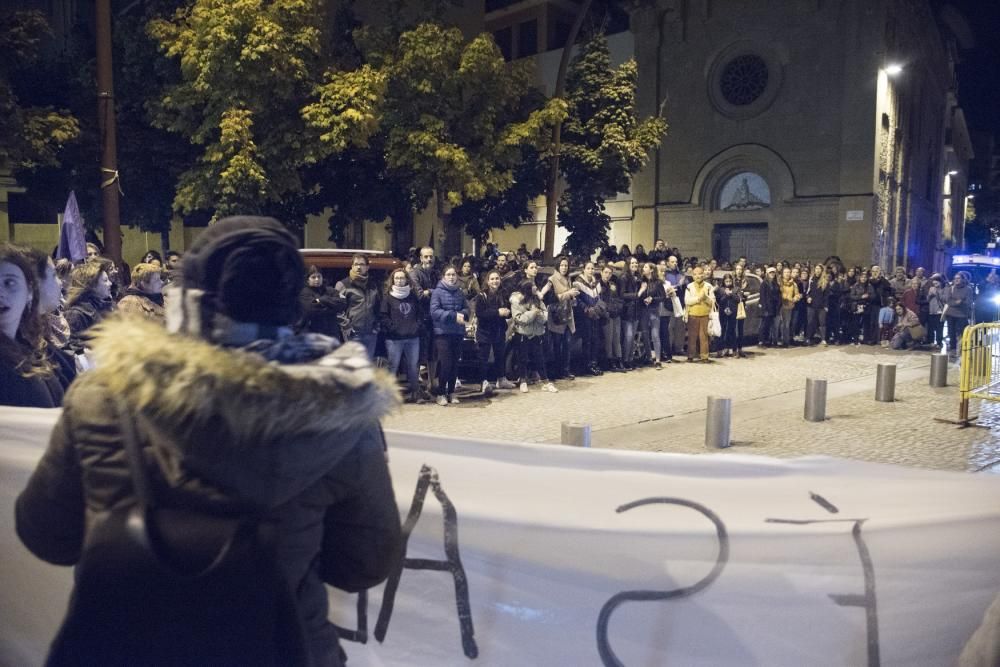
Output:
[7, 193, 58, 225]
[718, 172, 771, 212]
[550, 20, 570, 51]
[719, 55, 769, 107]
[517, 20, 538, 58]
[493, 27, 512, 61]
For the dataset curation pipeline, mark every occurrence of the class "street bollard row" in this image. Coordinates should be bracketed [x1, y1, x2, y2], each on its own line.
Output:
[564, 361, 935, 451]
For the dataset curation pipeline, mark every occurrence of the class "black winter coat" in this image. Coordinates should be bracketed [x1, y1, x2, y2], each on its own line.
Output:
[0, 357, 63, 407]
[759, 279, 781, 317]
[805, 278, 829, 310]
[599, 277, 624, 318]
[620, 272, 642, 322]
[298, 285, 346, 340]
[64, 294, 113, 349]
[715, 285, 738, 317]
[15, 319, 402, 667]
[474, 289, 510, 343]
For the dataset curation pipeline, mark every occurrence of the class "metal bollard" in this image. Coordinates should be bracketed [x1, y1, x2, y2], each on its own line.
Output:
[705, 396, 732, 449]
[561, 422, 591, 448]
[930, 353, 948, 388]
[875, 363, 896, 402]
[804, 378, 827, 422]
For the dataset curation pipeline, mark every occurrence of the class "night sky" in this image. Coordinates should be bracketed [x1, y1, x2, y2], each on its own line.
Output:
[935, 0, 1000, 137]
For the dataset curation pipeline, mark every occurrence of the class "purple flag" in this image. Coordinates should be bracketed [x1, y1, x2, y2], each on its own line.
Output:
[57, 191, 86, 262]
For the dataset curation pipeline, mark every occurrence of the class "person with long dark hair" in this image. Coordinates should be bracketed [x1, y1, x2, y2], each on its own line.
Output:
[543, 256, 578, 379]
[715, 273, 738, 358]
[849, 271, 876, 345]
[805, 264, 830, 346]
[573, 261, 605, 376]
[732, 265, 749, 357]
[638, 262, 666, 369]
[0, 244, 63, 407]
[474, 270, 516, 392]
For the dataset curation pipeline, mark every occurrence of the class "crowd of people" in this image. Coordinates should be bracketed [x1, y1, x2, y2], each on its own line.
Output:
[1, 235, 980, 410]
[0, 223, 988, 664]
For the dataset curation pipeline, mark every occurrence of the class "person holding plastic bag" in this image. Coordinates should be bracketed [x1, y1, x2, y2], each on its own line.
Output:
[685, 266, 716, 362]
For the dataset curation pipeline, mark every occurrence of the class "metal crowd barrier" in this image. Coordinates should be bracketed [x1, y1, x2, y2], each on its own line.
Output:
[957, 322, 1000, 424]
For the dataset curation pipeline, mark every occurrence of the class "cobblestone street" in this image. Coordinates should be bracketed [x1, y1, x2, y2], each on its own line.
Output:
[383, 344, 1000, 474]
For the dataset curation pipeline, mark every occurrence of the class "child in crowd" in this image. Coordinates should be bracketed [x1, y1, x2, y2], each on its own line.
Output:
[878, 298, 896, 347]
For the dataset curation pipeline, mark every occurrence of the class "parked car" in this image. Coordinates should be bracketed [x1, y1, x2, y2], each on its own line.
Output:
[299, 248, 401, 286]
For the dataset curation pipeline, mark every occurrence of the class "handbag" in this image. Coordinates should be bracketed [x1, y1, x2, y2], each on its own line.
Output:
[46, 400, 308, 666]
[708, 304, 722, 337]
[671, 294, 684, 318]
[736, 301, 747, 320]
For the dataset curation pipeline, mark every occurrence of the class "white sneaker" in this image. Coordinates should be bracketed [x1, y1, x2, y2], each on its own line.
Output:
[519, 381, 528, 393]
[436, 395, 448, 406]
[497, 378, 516, 390]
[449, 394, 460, 404]
[481, 380, 492, 393]
[542, 382, 559, 393]
[455, 379, 462, 389]
[821, 340, 828, 346]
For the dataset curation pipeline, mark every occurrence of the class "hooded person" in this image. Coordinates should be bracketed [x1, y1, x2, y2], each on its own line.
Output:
[15, 216, 403, 667]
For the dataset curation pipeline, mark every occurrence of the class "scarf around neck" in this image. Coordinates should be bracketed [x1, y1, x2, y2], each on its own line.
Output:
[390, 284, 411, 299]
[349, 267, 368, 285]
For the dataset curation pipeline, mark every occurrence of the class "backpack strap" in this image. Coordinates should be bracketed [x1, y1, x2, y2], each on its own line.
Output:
[117, 397, 156, 511]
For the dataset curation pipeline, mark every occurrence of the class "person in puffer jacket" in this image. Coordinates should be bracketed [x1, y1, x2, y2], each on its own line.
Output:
[429, 266, 470, 405]
[16, 217, 402, 667]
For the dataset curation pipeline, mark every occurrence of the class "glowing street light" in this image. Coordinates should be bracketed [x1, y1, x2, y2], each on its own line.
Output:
[885, 63, 904, 76]
[949, 170, 959, 176]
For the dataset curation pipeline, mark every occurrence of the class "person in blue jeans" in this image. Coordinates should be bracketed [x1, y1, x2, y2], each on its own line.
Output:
[380, 268, 423, 403]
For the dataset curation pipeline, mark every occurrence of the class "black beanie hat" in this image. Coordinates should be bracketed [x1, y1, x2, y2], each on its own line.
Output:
[181, 216, 304, 326]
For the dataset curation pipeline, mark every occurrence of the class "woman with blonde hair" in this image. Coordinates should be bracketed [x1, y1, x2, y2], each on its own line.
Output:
[64, 259, 115, 346]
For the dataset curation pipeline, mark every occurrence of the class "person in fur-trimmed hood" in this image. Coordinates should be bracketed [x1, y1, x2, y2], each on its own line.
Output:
[15, 216, 403, 667]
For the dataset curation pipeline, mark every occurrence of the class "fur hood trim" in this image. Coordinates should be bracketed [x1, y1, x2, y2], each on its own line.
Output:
[83, 317, 399, 447]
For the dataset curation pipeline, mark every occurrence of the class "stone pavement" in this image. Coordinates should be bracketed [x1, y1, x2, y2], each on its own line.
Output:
[382, 344, 1000, 474]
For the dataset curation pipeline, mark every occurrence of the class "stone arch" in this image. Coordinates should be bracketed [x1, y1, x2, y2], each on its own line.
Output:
[690, 144, 796, 212]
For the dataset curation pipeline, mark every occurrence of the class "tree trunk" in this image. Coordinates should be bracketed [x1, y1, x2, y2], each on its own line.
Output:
[543, 0, 594, 261]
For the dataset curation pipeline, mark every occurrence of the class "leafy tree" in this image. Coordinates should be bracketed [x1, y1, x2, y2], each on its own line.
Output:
[147, 0, 333, 227]
[557, 32, 666, 257]
[11, 2, 194, 236]
[304, 20, 565, 253]
[0, 11, 80, 173]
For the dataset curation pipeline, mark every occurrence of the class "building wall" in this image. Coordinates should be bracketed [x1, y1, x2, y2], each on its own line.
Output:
[623, 0, 962, 270]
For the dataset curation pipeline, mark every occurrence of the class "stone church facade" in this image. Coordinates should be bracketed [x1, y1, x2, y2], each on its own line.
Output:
[626, 0, 974, 270]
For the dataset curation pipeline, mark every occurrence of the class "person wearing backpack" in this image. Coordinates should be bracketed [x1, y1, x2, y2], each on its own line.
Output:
[15, 216, 403, 667]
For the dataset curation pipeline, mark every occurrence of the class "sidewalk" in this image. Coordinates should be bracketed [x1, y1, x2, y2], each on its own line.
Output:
[383, 344, 1000, 473]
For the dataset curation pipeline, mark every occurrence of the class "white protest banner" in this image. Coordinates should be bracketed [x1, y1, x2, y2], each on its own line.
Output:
[3, 407, 1000, 666]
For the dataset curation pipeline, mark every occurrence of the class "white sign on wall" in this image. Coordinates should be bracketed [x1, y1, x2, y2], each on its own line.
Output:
[846, 210, 865, 221]
[2, 410, 1000, 666]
